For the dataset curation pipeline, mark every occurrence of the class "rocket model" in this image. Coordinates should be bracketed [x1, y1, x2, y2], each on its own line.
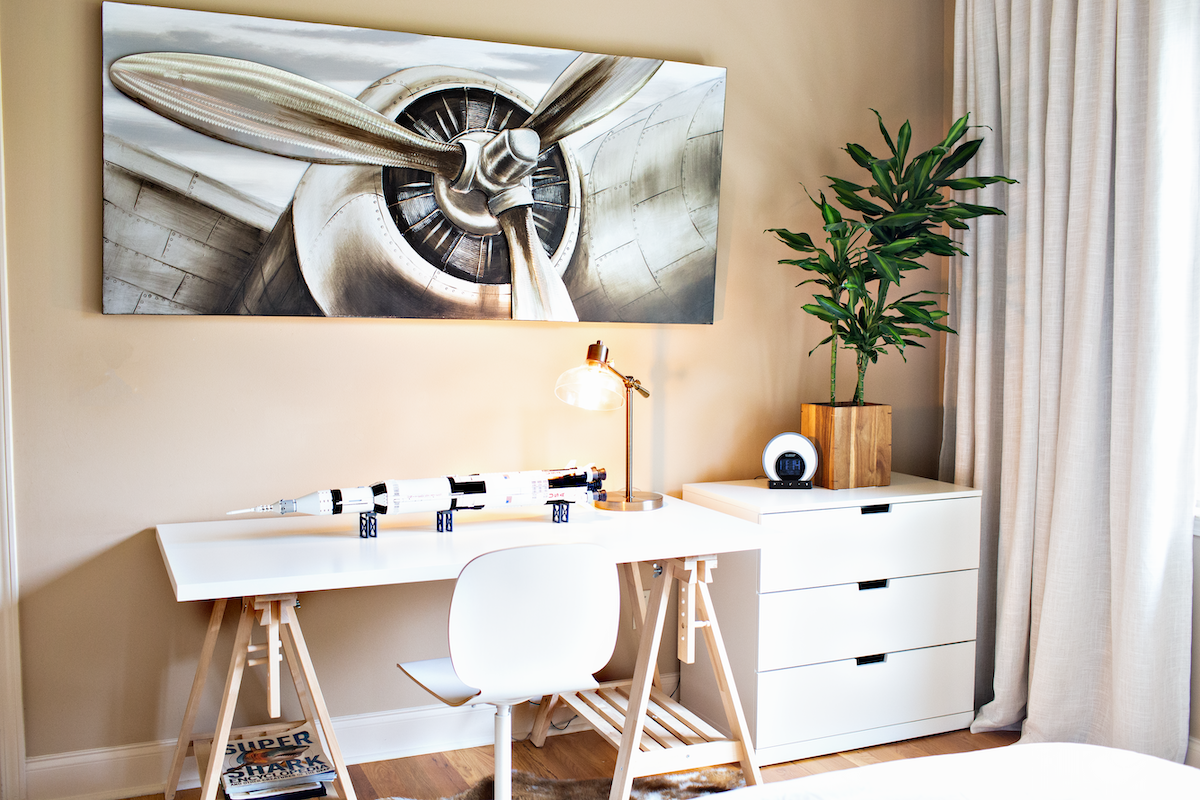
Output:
[228, 466, 607, 521]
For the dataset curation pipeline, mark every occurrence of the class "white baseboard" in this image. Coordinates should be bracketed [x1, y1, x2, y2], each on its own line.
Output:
[24, 693, 601, 800]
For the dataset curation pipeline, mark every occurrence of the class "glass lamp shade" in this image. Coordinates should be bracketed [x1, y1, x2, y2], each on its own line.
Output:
[554, 364, 625, 411]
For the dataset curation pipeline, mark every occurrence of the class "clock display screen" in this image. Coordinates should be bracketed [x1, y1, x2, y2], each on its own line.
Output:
[776, 453, 807, 479]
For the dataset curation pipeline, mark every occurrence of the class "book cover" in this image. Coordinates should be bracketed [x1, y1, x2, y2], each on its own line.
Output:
[226, 781, 329, 800]
[221, 723, 336, 794]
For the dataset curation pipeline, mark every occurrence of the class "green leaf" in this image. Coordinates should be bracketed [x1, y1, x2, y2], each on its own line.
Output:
[843, 270, 867, 295]
[873, 209, 930, 229]
[886, 324, 932, 339]
[907, 149, 942, 196]
[866, 250, 902, 283]
[836, 192, 887, 216]
[893, 302, 934, 322]
[895, 120, 911, 167]
[956, 202, 1006, 217]
[845, 142, 876, 169]
[933, 138, 984, 180]
[802, 304, 841, 324]
[878, 237, 920, 256]
[769, 228, 817, 252]
[941, 114, 969, 149]
[914, 234, 959, 256]
[870, 109, 897, 156]
[807, 335, 836, 357]
[930, 206, 975, 220]
[935, 175, 1018, 190]
[869, 160, 896, 203]
[828, 176, 868, 194]
[819, 194, 843, 225]
[813, 294, 852, 320]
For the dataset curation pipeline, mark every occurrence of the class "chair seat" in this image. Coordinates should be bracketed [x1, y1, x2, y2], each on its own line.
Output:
[400, 656, 604, 707]
[398, 657, 480, 707]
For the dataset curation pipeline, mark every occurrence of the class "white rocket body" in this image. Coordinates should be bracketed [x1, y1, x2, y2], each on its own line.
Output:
[230, 467, 605, 517]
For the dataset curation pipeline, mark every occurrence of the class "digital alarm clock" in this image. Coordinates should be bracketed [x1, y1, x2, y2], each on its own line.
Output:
[762, 432, 817, 489]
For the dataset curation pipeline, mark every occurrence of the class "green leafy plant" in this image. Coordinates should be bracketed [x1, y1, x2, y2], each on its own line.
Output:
[769, 111, 1015, 405]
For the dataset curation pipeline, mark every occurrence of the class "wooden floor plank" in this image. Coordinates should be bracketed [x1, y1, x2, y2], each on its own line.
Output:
[131, 728, 1020, 800]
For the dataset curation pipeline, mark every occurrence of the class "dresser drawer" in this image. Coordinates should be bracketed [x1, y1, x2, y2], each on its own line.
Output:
[757, 569, 978, 671]
[755, 641, 976, 749]
[757, 496, 981, 592]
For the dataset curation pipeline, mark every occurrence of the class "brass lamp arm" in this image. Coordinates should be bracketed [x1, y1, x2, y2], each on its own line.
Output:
[600, 361, 649, 399]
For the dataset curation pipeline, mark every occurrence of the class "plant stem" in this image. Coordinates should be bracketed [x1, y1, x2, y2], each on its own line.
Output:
[830, 322, 838, 404]
[855, 351, 867, 405]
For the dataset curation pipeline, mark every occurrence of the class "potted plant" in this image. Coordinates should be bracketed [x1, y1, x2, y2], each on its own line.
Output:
[769, 111, 1014, 488]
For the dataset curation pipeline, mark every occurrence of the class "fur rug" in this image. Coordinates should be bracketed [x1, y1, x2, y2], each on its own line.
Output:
[390, 768, 746, 800]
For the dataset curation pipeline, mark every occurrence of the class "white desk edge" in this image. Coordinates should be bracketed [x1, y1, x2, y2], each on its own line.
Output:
[156, 494, 768, 602]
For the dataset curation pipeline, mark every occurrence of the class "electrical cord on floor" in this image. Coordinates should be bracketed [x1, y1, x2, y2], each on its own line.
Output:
[523, 696, 578, 736]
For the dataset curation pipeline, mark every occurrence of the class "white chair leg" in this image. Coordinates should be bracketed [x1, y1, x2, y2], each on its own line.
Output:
[494, 703, 513, 800]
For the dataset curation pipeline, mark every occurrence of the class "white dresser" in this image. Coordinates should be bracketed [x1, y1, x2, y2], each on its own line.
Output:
[680, 474, 982, 764]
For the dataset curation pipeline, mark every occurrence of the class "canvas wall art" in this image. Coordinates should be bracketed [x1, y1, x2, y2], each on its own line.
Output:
[101, 2, 726, 322]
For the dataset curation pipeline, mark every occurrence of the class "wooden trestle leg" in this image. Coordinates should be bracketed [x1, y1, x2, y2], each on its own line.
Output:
[166, 596, 358, 800]
[556, 557, 761, 800]
[200, 600, 256, 800]
[279, 600, 358, 800]
[164, 599, 226, 800]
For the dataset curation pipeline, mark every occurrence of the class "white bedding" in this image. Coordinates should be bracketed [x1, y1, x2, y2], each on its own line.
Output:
[719, 743, 1200, 799]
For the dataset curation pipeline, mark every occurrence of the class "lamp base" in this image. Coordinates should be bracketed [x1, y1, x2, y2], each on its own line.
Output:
[594, 490, 664, 512]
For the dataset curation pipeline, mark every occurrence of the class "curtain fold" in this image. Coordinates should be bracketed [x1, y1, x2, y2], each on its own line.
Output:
[942, 0, 1199, 761]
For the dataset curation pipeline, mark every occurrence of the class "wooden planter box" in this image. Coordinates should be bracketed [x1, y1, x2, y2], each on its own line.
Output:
[800, 402, 891, 490]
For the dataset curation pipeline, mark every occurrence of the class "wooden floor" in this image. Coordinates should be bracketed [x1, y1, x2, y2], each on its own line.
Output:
[145, 727, 1020, 800]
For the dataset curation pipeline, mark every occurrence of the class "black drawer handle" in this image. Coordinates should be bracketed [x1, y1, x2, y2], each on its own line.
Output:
[856, 653, 887, 666]
[858, 579, 890, 590]
[860, 503, 891, 514]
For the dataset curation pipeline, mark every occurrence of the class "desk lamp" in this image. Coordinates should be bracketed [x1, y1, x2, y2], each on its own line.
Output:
[555, 340, 663, 511]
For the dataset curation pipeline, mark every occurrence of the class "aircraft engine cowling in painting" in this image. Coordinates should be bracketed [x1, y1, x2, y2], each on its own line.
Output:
[287, 67, 582, 319]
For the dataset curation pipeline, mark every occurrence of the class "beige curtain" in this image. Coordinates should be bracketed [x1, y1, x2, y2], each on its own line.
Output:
[942, 0, 1200, 761]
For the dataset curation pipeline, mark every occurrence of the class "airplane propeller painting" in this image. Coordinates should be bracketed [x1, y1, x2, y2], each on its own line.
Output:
[101, 3, 726, 322]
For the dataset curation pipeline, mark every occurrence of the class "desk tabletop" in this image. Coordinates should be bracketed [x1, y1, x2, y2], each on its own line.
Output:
[157, 495, 766, 602]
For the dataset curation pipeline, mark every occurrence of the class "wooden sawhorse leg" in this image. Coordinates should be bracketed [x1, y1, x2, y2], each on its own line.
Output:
[165, 596, 358, 800]
[554, 558, 760, 800]
[164, 599, 226, 800]
[606, 557, 761, 800]
[279, 599, 356, 800]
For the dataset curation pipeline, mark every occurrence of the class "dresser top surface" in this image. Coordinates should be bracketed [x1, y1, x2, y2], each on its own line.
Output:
[682, 473, 981, 515]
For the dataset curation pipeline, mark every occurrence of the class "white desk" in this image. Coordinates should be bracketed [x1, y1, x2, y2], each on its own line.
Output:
[157, 496, 766, 800]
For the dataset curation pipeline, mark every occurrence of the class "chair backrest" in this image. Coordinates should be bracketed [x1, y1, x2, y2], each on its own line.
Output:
[447, 543, 620, 705]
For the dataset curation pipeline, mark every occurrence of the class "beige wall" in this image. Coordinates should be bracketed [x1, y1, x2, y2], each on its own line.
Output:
[2, 0, 950, 757]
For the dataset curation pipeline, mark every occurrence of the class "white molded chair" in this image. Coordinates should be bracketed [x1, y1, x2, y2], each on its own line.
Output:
[398, 543, 620, 800]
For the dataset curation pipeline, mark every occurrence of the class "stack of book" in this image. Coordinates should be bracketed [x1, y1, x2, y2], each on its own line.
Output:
[221, 722, 336, 800]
